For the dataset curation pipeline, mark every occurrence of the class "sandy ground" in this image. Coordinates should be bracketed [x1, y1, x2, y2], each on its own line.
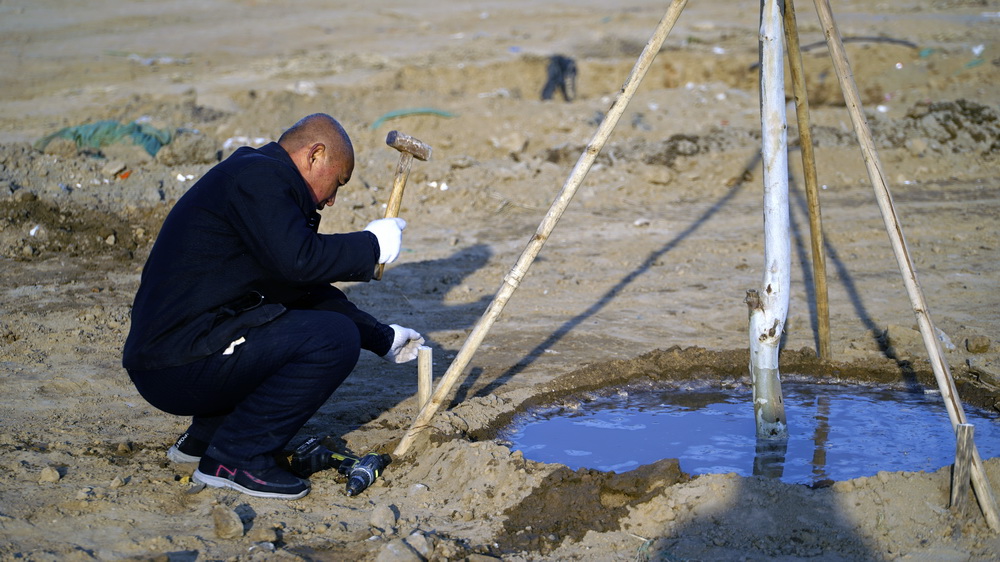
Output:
[2, 0, 1000, 560]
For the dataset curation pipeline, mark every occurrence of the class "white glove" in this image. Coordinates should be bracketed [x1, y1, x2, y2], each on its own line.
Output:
[383, 324, 425, 364]
[364, 218, 406, 264]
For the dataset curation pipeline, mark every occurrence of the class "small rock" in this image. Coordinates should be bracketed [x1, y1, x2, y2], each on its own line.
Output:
[13, 190, 37, 203]
[212, 505, 244, 539]
[831, 480, 854, 493]
[102, 142, 153, 165]
[375, 538, 422, 562]
[490, 132, 529, 160]
[38, 467, 61, 483]
[247, 524, 278, 543]
[42, 138, 80, 158]
[647, 166, 676, 185]
[450, 156, 475, 169]
[101, 160, 127, 177]
[157, 130, 220, 166]
[404, 531, 434, 558]
[370, 503, 398, 533]
[905, 137, 929, 156]
[880, 324, 922, 358]
[109, 476, 127, 488]
[967, 336, 991, 354]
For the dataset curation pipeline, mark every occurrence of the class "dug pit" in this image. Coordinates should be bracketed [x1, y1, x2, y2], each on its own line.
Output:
[461, 347, 1000, 555]
[501, 378, 1000, 483]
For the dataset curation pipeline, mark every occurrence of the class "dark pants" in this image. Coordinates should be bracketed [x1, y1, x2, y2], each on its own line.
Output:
[129, 309, 360, 469]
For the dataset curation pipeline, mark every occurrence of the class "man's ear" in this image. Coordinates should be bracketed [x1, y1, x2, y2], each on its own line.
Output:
[307, 142, 326, 167]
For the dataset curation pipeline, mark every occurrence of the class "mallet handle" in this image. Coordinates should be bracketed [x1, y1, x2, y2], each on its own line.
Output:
[374, 151, 413, 280]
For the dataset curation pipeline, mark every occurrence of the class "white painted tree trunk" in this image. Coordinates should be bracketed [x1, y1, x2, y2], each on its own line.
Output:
[747, 0, 789, 440]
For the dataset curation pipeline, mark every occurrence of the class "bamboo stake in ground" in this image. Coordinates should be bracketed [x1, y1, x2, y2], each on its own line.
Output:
[417, 346, 432, 410]
[813, 0, 1000, 530]
[952, 423, 975, 513]
[747, 0, 790, 440]
[392, 0, 691, 458]
[783, 0, 831, 360]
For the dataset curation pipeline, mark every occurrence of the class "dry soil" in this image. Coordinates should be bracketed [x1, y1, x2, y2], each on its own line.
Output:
[2, 1, 1000, 560]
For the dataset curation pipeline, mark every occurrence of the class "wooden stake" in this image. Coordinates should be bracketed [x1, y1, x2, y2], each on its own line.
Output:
[813, 0, 1000, 530]
[417, 346, 432, 410]
[952, 423, 975, 513]
[391, 0, 691, 457]
[783, 0, 831, 360]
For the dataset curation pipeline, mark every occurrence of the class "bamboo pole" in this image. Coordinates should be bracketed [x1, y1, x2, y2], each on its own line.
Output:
[813, 0, 1000, 530]
[392, 0, 691, 457]
[748, 0, 790, 440]
[783, 0, 831, 360]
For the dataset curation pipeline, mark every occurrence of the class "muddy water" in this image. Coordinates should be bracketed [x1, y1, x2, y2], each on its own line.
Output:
[503, 379, 1000, 485]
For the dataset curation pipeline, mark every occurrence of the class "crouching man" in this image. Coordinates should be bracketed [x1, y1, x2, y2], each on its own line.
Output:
[122, 113, 423, 499]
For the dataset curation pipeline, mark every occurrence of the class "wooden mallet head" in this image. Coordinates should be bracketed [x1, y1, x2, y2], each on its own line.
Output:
[386, 130, 432, 161]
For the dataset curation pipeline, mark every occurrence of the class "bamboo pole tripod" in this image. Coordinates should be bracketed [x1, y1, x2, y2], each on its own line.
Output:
[390, 0, 1000, 529]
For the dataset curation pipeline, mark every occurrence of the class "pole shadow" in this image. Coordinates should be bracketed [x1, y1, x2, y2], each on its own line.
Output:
[786, 160, 922, 391]
[459, 153, 762, 403]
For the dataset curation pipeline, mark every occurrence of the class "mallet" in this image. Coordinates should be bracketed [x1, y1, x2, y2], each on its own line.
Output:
[376, 130, 432, 280]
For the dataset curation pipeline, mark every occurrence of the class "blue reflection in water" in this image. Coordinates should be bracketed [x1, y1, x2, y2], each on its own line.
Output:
[502, 380, 1000, 484]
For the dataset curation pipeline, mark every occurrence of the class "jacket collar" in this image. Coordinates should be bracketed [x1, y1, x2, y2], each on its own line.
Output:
[257, 142, 316, 213]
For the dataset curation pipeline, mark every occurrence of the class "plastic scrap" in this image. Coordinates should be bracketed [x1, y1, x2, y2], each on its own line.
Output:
[34, 120, 173, 157]
[370, 108, 456, 130]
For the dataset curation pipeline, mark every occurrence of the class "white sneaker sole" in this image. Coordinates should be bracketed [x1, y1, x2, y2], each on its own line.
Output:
[192, 469, 310, 500]
[166, 445, 201, 464]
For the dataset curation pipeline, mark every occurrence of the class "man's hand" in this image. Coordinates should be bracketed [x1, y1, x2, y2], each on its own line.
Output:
[364, 218, 406, 264]
[383, 324, 424, 364]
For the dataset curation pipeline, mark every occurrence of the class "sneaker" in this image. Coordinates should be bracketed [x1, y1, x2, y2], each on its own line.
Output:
[167, 431, 209, 464]
[193, 456, 311, 500]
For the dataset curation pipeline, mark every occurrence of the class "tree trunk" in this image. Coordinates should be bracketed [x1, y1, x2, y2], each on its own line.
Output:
[748, 0, 789, 440]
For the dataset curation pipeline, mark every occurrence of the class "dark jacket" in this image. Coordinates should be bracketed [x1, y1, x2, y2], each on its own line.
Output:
[123, 142, 389, 370]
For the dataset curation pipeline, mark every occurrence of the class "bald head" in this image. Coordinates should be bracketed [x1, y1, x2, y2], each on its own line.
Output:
[280, 114, 355, 209]
[279, 113, 353, 158]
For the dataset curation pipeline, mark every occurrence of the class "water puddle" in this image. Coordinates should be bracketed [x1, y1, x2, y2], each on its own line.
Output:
[501, 378, 1000, 485]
